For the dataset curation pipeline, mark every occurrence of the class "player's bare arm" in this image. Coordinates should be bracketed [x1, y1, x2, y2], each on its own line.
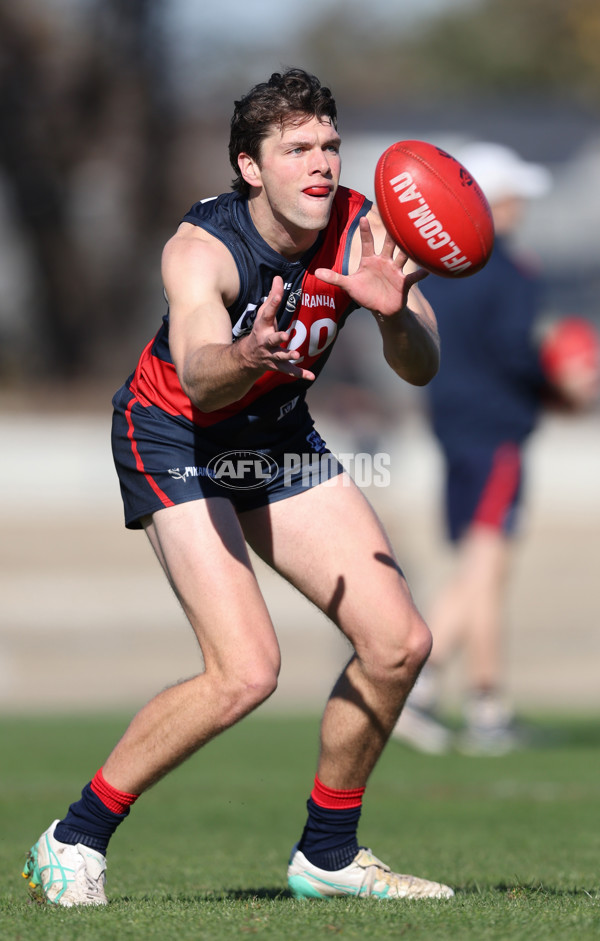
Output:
[315, 211, 440, 386]
[164, 225, 315, 412]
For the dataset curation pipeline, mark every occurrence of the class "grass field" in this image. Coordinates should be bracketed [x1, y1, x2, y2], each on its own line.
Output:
[1, 712, 599, 940]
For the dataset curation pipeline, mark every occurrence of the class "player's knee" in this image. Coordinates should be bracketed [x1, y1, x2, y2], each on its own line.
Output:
[222, 663, 279, 721]
[369, 614, 432, 684]
[243, 667, 279, 710]
[407, 616, 433, 668]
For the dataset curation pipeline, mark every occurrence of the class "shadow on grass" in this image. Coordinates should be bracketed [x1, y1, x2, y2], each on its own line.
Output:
[513, 719, 600, 750]
[101, 883, 600, 909]
[130, 884, 598, 903]
[201, 888, 293, 901]
[393, 716, 600, 756]
[460, 882, 598, 899]
[118, 888, 293, 904]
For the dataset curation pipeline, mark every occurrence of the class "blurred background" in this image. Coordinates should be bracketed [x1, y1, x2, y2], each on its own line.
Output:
[1, 0, 599, 714]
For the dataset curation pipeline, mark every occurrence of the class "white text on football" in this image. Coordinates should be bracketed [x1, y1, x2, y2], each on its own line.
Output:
[390, 171, 472, 273]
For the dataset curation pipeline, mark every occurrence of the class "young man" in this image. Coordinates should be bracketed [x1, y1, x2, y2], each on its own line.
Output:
[23, 69, 453, 904]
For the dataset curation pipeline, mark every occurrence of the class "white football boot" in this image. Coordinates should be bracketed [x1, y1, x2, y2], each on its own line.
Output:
[23, 819, 107, 906]
[459, 692, 519, 755]
[391, 701, 453, 755]
[288, 845, 454, 899]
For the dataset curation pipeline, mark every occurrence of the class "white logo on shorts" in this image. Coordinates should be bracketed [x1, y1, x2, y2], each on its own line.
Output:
[206, 450, 279, 490]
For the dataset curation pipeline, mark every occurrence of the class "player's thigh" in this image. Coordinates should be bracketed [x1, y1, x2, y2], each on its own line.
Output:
[144, 497, 280, 676]
[240, 473, 423, 653]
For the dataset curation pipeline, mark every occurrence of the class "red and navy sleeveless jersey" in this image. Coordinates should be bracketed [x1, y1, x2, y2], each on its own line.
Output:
[126, 186, 370, 445]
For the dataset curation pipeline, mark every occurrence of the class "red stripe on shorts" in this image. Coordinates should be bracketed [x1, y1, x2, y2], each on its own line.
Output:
[125, 396, 174, 510]
[473, 442, 520, 530]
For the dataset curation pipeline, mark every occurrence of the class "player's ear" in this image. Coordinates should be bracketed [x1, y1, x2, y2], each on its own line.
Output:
[238, 152, 261, 189]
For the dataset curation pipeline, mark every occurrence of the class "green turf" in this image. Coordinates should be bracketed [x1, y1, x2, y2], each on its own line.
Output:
[1, 713, 600, 940]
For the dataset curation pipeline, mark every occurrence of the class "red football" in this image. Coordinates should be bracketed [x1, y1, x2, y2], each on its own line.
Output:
[374, 140, 495, 278]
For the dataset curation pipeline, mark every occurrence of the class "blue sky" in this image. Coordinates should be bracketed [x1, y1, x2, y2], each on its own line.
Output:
[168, 0, 478, 42]
[49, 0, 479, 43]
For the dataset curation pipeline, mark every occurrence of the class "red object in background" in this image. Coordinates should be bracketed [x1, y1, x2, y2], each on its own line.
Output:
[540, 316, 600, 382]
[374, 139, 494, 278]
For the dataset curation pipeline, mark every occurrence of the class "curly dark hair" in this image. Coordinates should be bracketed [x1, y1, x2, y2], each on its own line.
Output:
[228, 68, 338, 196]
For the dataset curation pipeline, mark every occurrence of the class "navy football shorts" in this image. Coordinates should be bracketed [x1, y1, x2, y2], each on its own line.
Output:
[111, 385, 344, 529]
[443, 442, 523, 543]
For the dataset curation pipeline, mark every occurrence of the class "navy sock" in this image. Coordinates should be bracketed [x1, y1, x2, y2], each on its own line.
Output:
[54, 783, 130, 854]
[297, 796, 361, 871]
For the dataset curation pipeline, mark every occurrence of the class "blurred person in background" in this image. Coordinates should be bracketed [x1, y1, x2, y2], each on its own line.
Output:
[393, 142, 600, 756]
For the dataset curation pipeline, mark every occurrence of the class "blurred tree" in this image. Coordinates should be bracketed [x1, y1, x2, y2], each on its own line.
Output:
[412, 0, 600, 104]
[299, 0, 600, 110]
[0, 6, 92, 379]
[0, 0, 176, 383]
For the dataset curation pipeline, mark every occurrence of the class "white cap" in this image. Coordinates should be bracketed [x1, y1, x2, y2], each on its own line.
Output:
[456, 142, 552, 204]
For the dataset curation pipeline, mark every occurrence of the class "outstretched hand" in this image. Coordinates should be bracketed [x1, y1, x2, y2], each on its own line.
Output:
[242, 276, 316, 381]
[314, 216, 429, 317]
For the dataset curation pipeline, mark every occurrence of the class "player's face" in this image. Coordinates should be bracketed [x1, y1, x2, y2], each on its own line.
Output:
[246, 116, 341, 236]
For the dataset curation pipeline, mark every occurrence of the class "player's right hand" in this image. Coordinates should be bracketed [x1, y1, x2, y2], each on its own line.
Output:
[242, 277, 316, 381]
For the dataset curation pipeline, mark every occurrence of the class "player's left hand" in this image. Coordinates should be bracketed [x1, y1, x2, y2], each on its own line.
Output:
[314, 216, 429, 317]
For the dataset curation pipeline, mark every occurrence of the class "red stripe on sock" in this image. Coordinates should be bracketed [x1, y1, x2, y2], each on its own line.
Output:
[90, 768, 139, 815]
[311, 774, 365, 810]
